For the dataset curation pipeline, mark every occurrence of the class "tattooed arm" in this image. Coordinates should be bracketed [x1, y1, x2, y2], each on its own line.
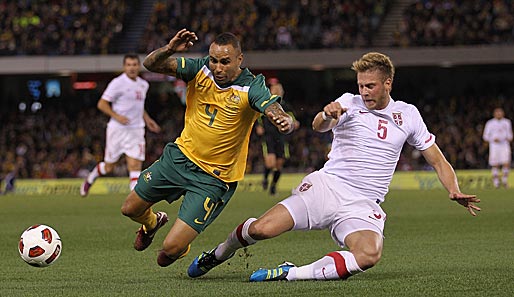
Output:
[264, 102, 294, 134]
[143, 28, 198, 76]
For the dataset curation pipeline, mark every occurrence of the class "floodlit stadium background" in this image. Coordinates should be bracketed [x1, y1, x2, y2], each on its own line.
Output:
[1, 0, 513, 190]
[1, 1, 514, 296]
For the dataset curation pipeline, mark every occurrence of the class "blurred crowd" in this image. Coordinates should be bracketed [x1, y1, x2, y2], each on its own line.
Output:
[0, 89, 182, 180]
[2, 0, 514, 56]
[392, 0, 514, 47]
[0, 0, 126, 55]
[1, 0, 514, 184]
[397, 94, 513, 171]
[1, 90, 512, 181]
[138, 0, 388, 53]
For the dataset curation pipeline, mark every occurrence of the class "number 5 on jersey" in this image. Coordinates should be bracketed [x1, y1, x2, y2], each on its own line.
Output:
[377, 119, 388, 140]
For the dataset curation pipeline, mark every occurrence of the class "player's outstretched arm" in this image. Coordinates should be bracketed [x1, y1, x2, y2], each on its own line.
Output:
[264, 102, 294, 134]
[143, 28, 198, 76]
[312, 102, 347, 132]
[421, 144, 481, 216]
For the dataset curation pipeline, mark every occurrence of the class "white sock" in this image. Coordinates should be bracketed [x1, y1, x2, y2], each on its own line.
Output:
[492, 167, 500, 187]
[502, 167, 509, 185]
[215, 218, 257, 260]
[287, 251, 363, 281]
[129, 171, 140, 191]
[87, 162, 106, 184]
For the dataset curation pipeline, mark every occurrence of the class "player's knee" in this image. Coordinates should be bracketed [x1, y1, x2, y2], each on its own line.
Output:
[120, 203, 133, 217]
[354, 247, 382, 270]
[120, 200, 138, 217]
[157, 250, 175, 267]
[161, 241, 188, 259]
[120, 192, 144, 218]
[248, 220, 274, 240]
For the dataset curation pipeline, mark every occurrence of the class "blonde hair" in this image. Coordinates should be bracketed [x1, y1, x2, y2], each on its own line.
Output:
[351, 52, 395, 82]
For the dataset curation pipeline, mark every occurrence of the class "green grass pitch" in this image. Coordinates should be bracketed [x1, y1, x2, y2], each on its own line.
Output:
[1, 186, 513, 297]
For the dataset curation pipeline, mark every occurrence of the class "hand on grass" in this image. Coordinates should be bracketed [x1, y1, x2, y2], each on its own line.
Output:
[449, 193, 481, 216]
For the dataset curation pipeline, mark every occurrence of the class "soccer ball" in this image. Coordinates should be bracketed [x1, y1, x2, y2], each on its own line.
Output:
[19, 224, 62, 267]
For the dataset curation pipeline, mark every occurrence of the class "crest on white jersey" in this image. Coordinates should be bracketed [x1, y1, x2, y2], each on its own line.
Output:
[299, 182, 312, 192]
[392, 112, 403, 126]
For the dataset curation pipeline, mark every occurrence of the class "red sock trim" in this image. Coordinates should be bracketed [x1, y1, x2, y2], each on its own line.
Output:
[236, 223, 249, 247]
[327, 252, 350, 280]
[130, 177, 138, 181]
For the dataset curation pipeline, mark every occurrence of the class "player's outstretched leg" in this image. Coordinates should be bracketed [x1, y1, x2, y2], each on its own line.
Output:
[251, 251, 365, 282]
[134, 211, 169, 251]
[157, 244, 191, 267]
[188, 218, 257, 277]
[80, 162, 107, 197]
[249, 262, 295, 282]
[187, 248, 234, 277]
[79, 180, 92, 197]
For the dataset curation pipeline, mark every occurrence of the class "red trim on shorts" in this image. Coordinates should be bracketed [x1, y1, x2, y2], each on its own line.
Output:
[236, 223, 249, 247]
[327, 252, 350, 280]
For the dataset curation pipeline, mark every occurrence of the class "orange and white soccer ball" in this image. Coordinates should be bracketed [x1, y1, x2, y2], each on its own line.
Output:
[19, 225, 62, 267]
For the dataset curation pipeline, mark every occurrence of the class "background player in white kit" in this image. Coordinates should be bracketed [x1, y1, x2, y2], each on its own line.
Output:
[187, 52, 480, 282]
[483, 107, 512, 188]
[80, 54, 161, 197]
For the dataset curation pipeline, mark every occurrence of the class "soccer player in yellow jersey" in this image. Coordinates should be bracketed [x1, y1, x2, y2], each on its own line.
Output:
[120, 29, 294, 267]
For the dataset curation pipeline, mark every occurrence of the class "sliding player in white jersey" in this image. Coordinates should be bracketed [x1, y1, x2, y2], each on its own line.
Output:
[483, 107, 513, 188]
[80, 54, 161, 197]
[187, 52, 480, 282]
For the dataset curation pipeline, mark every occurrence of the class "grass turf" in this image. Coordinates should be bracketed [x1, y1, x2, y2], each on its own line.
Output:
[1, 186, 513, 297]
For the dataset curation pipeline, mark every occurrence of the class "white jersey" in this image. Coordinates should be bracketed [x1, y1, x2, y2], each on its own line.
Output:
[483, 117, 513, 151]
[320, 93, 435, 203]
[101, 73, 149, 129]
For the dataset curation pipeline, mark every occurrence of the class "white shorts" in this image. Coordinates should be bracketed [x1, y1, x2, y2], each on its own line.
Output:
[279, 170, 386, 248]
[104, 125, 145, 163]
[488, 146, 511, 166]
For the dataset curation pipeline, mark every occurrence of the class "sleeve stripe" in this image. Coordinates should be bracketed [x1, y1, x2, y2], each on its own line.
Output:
[181, 57, 185, 68]
[260, 95, 277, 107]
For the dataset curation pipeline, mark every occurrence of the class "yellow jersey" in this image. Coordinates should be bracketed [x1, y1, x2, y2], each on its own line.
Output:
[175, 56, 280, 182]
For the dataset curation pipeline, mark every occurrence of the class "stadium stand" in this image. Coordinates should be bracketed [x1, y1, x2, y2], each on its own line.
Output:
[1, 1, 513, 180]
[2, 87, 512, 179]
[0, 0, 514, 55]
[2, 1, 513, 56]
[137, 0, 390, 53]
[392, 0, 514, 47]
[0, 0, 390, 55]
[0, 1, 127, 55]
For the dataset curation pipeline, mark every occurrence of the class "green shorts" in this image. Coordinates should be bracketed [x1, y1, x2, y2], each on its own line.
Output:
[134, 143, 237, 233]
